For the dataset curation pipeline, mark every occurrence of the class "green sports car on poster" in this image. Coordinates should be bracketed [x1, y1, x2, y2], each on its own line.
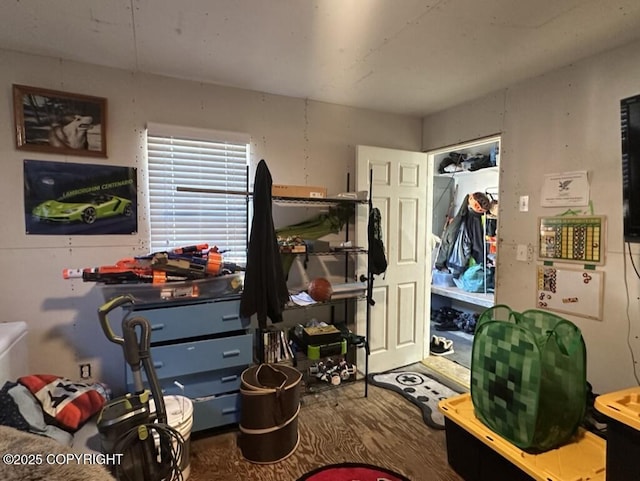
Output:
[32, 193, 133, 224]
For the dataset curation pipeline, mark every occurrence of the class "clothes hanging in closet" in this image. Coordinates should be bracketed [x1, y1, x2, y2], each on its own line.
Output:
[435, 194, 487, 275]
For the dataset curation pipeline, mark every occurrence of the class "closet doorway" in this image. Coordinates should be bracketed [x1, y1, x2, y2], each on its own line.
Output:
[423, 135, 501, 387]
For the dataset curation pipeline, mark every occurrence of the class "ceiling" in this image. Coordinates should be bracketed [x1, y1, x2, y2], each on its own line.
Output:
[3, 0, 640, 117]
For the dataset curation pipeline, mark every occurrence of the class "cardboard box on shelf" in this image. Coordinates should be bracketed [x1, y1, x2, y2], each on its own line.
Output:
[272, 184, 327, 199]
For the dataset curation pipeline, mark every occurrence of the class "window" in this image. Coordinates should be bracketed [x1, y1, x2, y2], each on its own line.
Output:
[146, 123, 250, 264]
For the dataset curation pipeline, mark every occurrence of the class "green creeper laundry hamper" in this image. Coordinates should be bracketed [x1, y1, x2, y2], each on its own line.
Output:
[470, 305, 587, 453]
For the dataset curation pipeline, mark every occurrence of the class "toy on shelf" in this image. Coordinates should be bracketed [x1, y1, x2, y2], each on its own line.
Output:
[62, 244, 245, 284]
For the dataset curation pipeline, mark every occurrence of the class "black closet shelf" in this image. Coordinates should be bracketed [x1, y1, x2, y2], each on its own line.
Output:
[282, 249, 368, 257]
[283, 296, 367, 312]
[272, 196, 368, 206]
[176, 186, 368, 206]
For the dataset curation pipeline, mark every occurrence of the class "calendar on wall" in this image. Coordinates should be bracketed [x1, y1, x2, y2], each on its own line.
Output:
[538, 216, 605, 265]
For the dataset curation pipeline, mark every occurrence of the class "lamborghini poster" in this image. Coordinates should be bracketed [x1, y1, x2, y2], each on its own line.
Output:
[24, 159, 138, 235]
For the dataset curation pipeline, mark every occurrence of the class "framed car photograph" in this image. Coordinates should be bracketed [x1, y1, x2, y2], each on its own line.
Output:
[13, 84, 107, 158]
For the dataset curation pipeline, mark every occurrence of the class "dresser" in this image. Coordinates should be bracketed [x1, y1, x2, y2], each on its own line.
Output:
[123, 296, 252, 432]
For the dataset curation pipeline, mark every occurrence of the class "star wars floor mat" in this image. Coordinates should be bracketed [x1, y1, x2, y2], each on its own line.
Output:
[367, 371, 460, 429]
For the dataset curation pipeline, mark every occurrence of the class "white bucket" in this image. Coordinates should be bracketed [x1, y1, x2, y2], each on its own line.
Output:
[150, 395, 194, 481]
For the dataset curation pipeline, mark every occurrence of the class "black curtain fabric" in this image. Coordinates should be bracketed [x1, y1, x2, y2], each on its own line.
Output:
[240, 159, 290, 329]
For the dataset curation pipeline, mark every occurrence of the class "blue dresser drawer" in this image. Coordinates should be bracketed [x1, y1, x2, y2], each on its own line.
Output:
[127, 299, 247, 342]
[191, 392, 241, 431]
[128, 366, 245, 397]
[146, 333, 253, 380]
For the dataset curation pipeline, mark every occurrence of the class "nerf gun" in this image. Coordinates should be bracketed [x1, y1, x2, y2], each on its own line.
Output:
[144, 244, 222, 278]
[62, 257, 168, 284]
[147, 245, 244, 278]
[171, 243, 209, 255]
[63, 244, 244, 284]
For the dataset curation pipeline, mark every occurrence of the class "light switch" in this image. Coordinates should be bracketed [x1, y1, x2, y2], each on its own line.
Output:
[519, 195, 529, 212]
[517, 244, 528, 261]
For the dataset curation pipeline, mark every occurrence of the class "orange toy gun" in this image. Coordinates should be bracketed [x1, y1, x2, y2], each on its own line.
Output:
[63, 245, 243, 284]
[171, 243, 209, 255]
[123, 244, 218, 278]
[62, 258, 167, 284]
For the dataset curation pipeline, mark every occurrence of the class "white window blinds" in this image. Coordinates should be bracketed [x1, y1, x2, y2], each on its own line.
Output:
[146, 123, 250, 264]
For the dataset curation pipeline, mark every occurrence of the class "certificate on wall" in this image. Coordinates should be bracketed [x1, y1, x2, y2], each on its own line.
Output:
[541, 171, 589, 207]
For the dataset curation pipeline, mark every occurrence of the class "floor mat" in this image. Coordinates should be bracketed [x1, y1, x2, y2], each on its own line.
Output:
[367, 371, 461, 429]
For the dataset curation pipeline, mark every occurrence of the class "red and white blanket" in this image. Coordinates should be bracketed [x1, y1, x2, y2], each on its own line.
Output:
[18, 374, 108, 432]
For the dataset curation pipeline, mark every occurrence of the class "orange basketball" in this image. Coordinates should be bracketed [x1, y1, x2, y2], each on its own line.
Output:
[308, 278, 333, 302]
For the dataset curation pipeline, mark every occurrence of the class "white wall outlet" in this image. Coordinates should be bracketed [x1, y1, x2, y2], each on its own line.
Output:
[80, 363, 91, 379]
[517, 244, 528, 261]
[519, 195, 529, 212]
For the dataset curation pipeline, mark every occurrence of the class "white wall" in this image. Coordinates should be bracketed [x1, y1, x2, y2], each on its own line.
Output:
[0, 49, 422, 393]
[423, 39, 640, 394]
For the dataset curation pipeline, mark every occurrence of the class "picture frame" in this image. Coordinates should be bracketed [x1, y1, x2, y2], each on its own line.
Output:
[13, 84, 107, 158]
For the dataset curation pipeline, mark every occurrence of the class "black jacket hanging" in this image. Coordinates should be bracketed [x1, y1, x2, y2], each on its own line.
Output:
[463, 208, 486, 265]
[240, 159, 290, 329]
[368, 207, 387, 276]
[436, 194, 486, 273]
[435, 194, 469, 271]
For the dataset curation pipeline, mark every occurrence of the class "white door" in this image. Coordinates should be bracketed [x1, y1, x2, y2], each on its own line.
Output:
[356, 145, 431, 374]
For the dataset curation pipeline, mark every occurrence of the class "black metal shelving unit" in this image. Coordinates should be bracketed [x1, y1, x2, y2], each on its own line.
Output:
[179, 171, 374, 397]
[269, 173, 372, 397]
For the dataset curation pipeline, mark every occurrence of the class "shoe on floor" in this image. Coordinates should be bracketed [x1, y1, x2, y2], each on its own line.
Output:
[430, 336, 454, 356]
[431, 335, 447, 345]
[435, 319, 460, 331]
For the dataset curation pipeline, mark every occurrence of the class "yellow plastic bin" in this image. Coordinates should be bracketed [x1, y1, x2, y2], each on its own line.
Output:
[594, 387, 640, 481]
[438, 393, 606, 481]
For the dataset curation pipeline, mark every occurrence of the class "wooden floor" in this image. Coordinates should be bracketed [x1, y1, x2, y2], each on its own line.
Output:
[188, 365, 464, 481]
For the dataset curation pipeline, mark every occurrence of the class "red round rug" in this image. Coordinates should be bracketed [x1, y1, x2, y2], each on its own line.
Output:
[297, 463, 411, 481]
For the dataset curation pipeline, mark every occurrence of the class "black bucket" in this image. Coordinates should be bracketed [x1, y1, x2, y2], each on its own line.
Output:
[238, 364, 302, 463]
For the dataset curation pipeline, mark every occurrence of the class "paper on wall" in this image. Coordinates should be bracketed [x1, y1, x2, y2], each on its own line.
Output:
[540, 171, 589, 207]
